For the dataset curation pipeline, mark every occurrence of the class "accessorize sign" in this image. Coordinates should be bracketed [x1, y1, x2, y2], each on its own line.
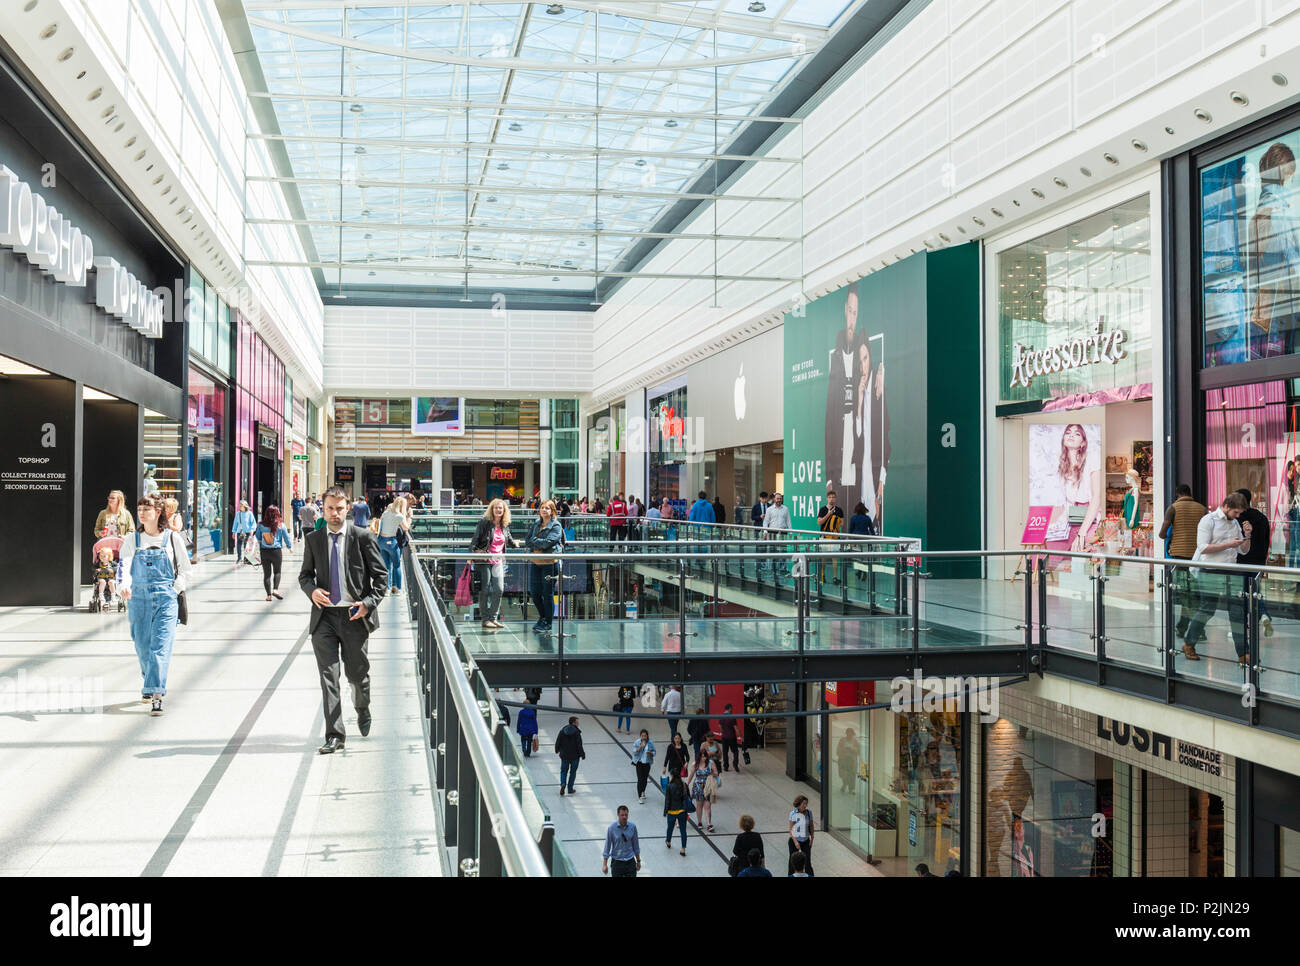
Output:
[1008, 318, 1128, 389]
[0, 164, 165, 337]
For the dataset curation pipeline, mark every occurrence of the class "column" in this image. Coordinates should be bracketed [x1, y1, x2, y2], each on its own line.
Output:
[539, 396, 551, 500]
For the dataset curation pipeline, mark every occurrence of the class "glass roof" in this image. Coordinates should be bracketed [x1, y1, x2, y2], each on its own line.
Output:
[241, 1, 856, 297]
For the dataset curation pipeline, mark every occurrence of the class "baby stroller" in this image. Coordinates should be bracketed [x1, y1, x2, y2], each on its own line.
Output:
[90, 534, 126, 613]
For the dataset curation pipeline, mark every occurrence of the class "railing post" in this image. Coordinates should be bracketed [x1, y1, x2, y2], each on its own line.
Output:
[1245, 572, 1260, 727]
[443, 698, 460, 849]
[539, 822, 557, 874]
[895, 553, 906, 617]
[1162, 562, 1175, 701]
[910, 557, 920, 661]
[796, 566, 807, 681]
[555, 558, 565, 691]
[456, 732, 477, 870]
[678, 558, 689, 685]
[1023, 553, 1033, 663]
[1093, 559, 1107, 686]
[712, 556, 720, 619]
[1036, 554, 1048, 654]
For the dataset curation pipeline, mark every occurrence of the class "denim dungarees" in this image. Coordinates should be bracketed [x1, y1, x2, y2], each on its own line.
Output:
[128, 531, 179, 697]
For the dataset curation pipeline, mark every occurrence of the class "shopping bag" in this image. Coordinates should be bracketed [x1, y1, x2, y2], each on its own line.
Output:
[532, 735, 539, 753]
[742, 749, 751, 765]
[242, 535, 260, 565]
[454, 562, 473, 607]
[660, 775, 669, 793]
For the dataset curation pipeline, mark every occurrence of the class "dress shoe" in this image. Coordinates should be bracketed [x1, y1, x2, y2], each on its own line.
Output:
[318, 736, 345, 755]
[1182, 644, 1201, 661]
[358, 708, 372, 737]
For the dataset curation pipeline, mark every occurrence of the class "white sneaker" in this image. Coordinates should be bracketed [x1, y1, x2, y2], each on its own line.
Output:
[638, 795, 646, 804]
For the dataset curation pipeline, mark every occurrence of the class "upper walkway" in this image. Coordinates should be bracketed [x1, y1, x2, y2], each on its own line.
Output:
[0, 554, 440, 877]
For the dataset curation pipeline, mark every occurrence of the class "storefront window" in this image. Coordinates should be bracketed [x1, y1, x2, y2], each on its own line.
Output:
[998, 198, 1152, 405]
[648, 383, 689, 504]
[825, 682, 962, 876]
[1283, 826, 1300, 876]
[983, 719, 1116, 876]
[1202, 131, 1300, 365]
[188, 367, 225, 556]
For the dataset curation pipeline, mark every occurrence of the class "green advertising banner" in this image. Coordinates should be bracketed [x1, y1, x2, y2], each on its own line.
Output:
[783, 245, 980, 555]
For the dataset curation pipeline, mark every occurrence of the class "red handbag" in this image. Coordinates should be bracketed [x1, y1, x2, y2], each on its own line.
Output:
[454, 562, 473, 607]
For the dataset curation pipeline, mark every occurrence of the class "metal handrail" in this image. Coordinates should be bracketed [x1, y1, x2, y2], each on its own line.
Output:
[407, 546, 551, 878]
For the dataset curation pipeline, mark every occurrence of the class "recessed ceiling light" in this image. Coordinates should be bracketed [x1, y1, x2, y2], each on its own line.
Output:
[1194, 108, 1212, 123]
[635, 159, 647, 167]
[1164, 125, 1175, 135]
[350, 103, 364, 113]
[39, 23, 57, 40]
[1131, 139, 1148, 152]
[1103, 152, 1119, 164]
[57, 47, 73, 61]
[1272, 73, 1288, 87]
[497, 162, 509, 170]
[1080, 166, 1092, 177]
[546, 3, 564, 13]
[354, 145, 366, 154]
[508, 121, 522, 132]
[1230, 90, 1249, 106]
[1030, 188, 1044, 199]
[972, 216, 985, 227]
[748, 0, 766, 10]
[486, 195, 497, 203]
[1053, 177, 1067, 188]
[664, 119, 678, 128]
[990, 208, 1003, 218]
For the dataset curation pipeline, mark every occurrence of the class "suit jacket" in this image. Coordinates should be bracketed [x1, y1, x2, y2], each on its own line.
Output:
[824, 329, 857, 497]
[298, 523, 389, 634]
[852, 368, 891, 512]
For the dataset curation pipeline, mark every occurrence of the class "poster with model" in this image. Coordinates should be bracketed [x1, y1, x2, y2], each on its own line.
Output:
[822, 286, 892, 529]
[783, 246, 980, 562]
[1027, 423, 1103, 554]
[410, 396, 465, 436]
[1201, 131, 1300, 364]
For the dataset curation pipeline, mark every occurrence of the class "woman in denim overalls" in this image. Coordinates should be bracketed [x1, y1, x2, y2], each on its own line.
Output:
[120, 496, 187, 716]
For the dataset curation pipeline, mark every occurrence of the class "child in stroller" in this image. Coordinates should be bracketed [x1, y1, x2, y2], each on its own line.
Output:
[90, 535, 125, 613]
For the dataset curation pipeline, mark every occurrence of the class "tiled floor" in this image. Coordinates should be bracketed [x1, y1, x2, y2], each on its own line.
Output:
[509, 685, 883, 878]
[0, 551, 441, 877]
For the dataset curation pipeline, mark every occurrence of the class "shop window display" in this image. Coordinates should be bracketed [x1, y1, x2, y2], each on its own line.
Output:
[1202, 132, 1300, 365]
[826, 687, 962, 876]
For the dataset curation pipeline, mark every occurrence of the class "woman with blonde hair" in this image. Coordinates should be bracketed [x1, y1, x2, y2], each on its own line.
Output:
[469, 498, 520, 628]
[523, 499, 565, 632]
[93, 489, 135, 539]
[378, 493, 411, 595]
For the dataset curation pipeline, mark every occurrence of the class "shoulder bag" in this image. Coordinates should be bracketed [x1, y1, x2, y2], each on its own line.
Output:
[163, 530, 189, 625]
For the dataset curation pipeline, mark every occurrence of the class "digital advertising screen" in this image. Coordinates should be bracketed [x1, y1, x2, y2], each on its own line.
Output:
[411, 396, 465, 436]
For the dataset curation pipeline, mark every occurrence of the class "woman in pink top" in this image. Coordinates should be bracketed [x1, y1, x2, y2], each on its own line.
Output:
[470, 499, 521, 629]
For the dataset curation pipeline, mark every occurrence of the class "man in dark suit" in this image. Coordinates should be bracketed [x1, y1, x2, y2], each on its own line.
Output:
[299, 485, 389, 754]
[852, 334, 891, 528]
[824, 287, 860, 504]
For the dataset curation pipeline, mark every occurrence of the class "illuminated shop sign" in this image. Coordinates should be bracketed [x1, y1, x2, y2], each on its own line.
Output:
[0, 163, 165, 338]
[489, 466, 517, 480]
[1008, 318, 1128, 389]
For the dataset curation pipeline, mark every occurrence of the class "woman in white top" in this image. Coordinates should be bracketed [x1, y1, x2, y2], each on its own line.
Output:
[377, 495, 410, 595]
[1043, 424, 1104, 565]
[120, 495, 191, 716]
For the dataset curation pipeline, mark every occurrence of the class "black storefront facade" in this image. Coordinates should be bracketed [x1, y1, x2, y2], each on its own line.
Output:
[1166, 101, 1300, 875]
[0, 53, 185, 606]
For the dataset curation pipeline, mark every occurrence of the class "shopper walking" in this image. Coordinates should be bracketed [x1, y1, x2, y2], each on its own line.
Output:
[607, 493, 628, 545]
[662, 732, 690, 783]
[686, 707, 709, 763]
[762, 493, 792, 576]
[1235, 488, 1274, 636]
[377, 495, 411, 597]
[120, 495, 190, 717]
[730, 814, 765, 876]
[1159, 484, 1208, 643]
[602, 805, 641, 877]
[93, 489, 136, 539]
[351, 495, 371, 529]
[660, 684, 683, 739]
[524, 499, 564, 633]
[663, 774, 690, 856]
[298, 486, 389, 754]
[631, 729, 656, 803]
[254, 505, 292, 600]
[615, 683, 637, 733]
[516, 701, 538, 758]
[787, 794, 816, 876]
[688, 750, 720, 832]
[299, 496, 319, 537]
[700, 733, 723, 782]
[688, 490, 716, 523]
[554, 715, 585, 796]
[231, 500, 256, 565]
[291, 493, 305, 540]
[1183, 491, 1252, 663]
[626, 496, 641, 545]
[750, 492, 769, 528]
[470, 499, 520, 629]
[720, 702, 743, 772]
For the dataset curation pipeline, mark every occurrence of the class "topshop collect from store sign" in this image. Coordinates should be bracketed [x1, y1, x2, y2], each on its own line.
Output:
[0, 163, 165, 337]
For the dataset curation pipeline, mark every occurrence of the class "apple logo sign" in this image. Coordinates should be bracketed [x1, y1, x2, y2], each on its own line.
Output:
[734, 363, 746, 420]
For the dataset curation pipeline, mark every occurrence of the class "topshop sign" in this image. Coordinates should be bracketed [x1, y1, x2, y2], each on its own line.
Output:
[0, 164, 165, 338]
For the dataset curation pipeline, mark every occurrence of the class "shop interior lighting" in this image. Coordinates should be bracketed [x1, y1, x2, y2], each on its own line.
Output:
[83, 387, 118, 401]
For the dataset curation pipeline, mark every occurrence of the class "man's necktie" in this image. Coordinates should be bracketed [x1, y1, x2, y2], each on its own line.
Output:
[329, 532, 343, 605]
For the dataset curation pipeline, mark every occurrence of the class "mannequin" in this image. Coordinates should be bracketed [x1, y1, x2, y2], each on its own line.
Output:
[142, 463, 159, 499]
[1121, 469, 1141, 528]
